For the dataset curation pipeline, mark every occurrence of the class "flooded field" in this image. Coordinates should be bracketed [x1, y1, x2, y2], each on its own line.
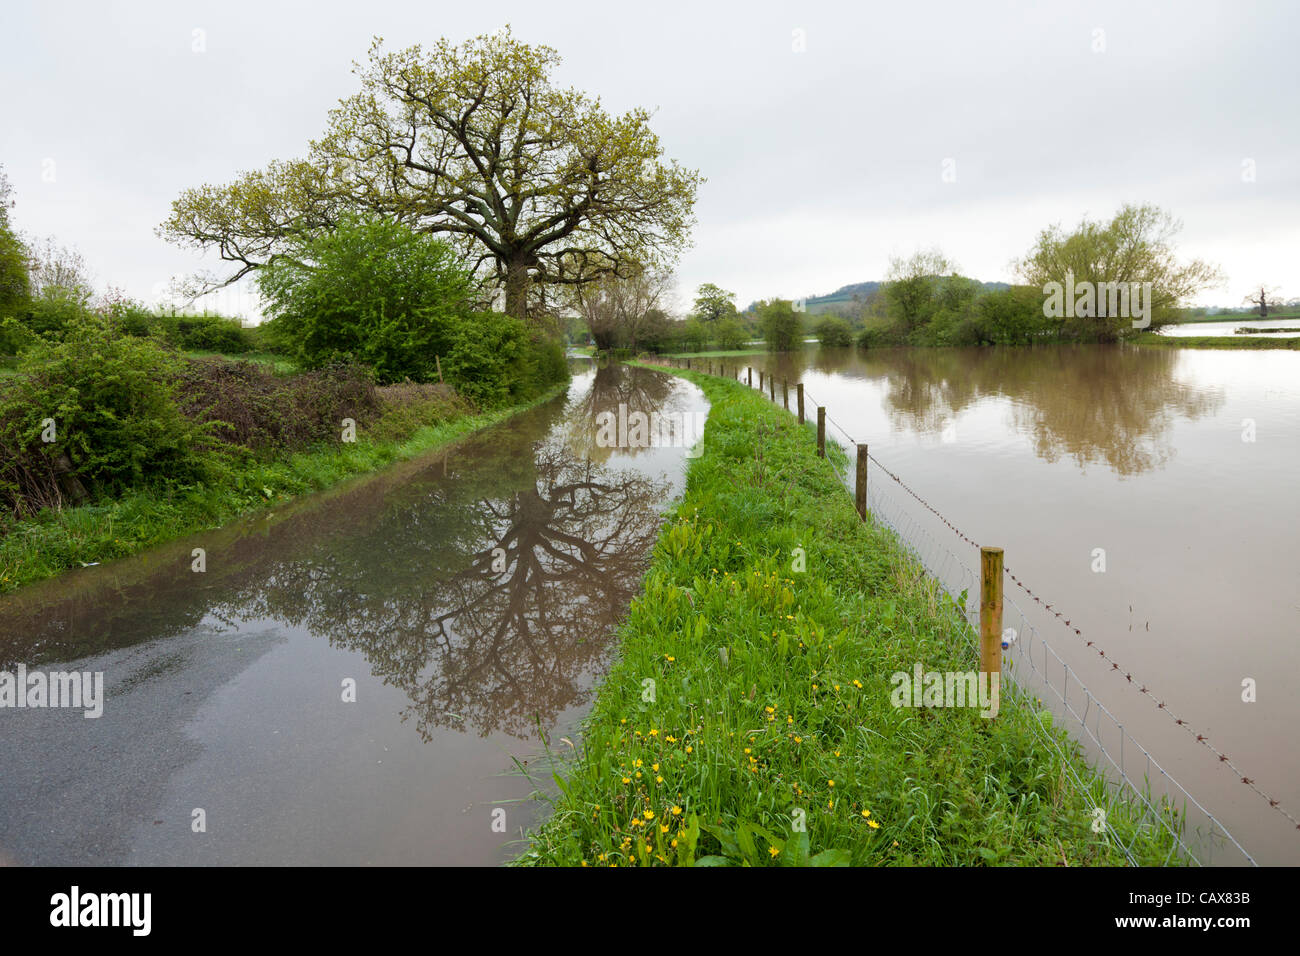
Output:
[737, 344, 1300, 865]
[1160, 318, 1300, 337]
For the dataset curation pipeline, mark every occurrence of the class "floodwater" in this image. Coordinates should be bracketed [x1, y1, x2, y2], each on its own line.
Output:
[1161, 317, 1300, 337]
[0, 363, 705, 866]
[740, 345, 1300, 865]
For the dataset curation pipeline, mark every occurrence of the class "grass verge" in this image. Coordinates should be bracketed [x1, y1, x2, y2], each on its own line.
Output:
[0, 383, 566, 594]
[1133, 332, 1300, 349]
[515, 368, 1185, 867]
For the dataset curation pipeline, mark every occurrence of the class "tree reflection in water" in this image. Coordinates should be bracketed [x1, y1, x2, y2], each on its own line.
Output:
[215, 387, 674, 741]
[751, 346, 1224, 477]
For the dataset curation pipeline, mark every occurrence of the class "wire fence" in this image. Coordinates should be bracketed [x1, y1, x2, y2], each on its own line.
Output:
[651, 356, 1288, 867]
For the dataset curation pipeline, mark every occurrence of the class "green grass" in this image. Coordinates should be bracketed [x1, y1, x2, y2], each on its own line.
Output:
[0, 384, 566, 594]
[1132, 332, 1300, 349]
[182, 349, 298, 373]
[514, 368, 1185, 867]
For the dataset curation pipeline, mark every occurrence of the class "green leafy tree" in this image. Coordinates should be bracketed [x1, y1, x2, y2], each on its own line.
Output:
[162, 27, 701, 324]
[636, 308, 674, 353]
[758, 299, 802, 352]
[692, 282, 736, 323]
[256, 215, 473, 383]
[1016, 203, 1222, 342]
[882, 249, 956, 335]
[0, 166, 29, 318]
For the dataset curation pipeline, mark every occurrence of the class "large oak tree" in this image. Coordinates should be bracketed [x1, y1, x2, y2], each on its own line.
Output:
[161, 28, 701, 324]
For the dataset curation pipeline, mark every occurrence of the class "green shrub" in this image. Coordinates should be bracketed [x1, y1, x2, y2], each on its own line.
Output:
[256, 215, 473, 382]
[369, 380, 474, 443]
[856, 324, 896, 349]
[22, 287, 90, 339]
[442, 311, 541, 407]
[0, 315, 214, 515]
[680, 318, 709, 352]
[715, 316, 748, 350]
[0, 316, 38, 357]
[814, 315, 854, 348]
[152, 312, 257, 353]
[971, 286, 1056, 344]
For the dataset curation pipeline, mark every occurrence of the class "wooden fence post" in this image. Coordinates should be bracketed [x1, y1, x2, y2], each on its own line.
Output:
[759, 370, 764, 391]
[855, 444, 867, 519]
[817, 407, 826, 458]
[769, 376, 775, 401]
[797, 383, 805, 424]
[782, 380, 789, 411]
[980, 547, 1004, 693]
[747, 367, 753, 386]
[435, 354, 444, 383]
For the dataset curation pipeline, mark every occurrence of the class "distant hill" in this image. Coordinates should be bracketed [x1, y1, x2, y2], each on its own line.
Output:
[745, 279, 1011, 315]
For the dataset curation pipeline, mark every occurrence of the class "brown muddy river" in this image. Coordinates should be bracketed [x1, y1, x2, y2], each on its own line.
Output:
[737, 344, 1300, 865]
[0, 363, 704, 865]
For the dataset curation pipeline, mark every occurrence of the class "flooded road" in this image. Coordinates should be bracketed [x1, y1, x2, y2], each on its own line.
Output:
[739, 345, 1300, 865]
[0, 364, 705, 866]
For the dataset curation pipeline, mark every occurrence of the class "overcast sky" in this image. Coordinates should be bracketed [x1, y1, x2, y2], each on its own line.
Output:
[2, 0, 1296, 317]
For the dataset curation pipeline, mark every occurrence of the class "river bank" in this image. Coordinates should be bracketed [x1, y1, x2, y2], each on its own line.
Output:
[1131, 332, 1300, 349]
[516, 367, 1181, 867]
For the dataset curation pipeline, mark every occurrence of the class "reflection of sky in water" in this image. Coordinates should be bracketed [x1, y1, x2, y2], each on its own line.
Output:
[1162, 318, 1300, 337]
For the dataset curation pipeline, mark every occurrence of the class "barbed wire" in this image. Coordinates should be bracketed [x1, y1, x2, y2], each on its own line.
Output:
[866, 475, 1252, 865]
